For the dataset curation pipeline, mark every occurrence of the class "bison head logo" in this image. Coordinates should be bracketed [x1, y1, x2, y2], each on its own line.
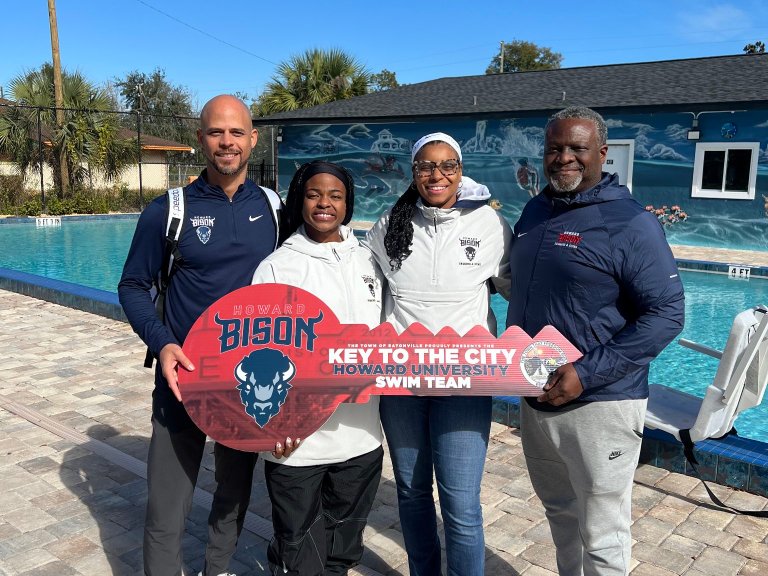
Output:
[234, 348, 296, 428]
[464, 246, 476, 261]
[196, 225, 212, 244]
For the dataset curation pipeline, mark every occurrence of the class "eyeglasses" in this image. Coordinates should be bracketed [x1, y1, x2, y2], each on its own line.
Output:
[412, 159, 461, 178]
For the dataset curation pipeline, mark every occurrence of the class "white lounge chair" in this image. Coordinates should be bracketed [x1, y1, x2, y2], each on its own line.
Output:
[645, 305, 768, 447]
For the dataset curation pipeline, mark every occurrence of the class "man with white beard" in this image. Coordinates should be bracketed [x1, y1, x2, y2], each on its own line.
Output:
[506, 106, 685, 575]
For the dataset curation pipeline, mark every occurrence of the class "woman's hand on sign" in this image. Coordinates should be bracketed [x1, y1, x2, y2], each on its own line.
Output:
[272, 437, 302, 459]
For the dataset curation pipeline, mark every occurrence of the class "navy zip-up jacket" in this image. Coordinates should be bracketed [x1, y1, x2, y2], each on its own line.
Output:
[118, 172, 281, 407]
[506, 173, 685, 408]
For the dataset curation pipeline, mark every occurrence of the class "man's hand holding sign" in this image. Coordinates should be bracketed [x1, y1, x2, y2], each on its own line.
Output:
[178, 283, 581, 451]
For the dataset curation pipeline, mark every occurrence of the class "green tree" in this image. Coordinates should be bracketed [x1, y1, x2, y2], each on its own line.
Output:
[0, 64, 136, 198]
[115, 68, 196, 144]
[369, 69, 400, 92]
[743, 41, 765, 54]
[486, 40, 563, 74]
[257, 48, 369, 115]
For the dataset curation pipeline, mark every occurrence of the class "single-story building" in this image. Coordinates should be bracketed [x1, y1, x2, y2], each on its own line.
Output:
[0, 98, 194, 190]
[264, 54, 768, 250]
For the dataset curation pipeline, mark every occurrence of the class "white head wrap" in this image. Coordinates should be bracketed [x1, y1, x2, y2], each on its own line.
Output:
[411, 132, 462, 162]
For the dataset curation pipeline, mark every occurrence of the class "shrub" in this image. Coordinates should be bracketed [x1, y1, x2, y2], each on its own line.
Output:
[0, 184, 162, 216]
[20, 196, 42, 216]
[0, 175, 25, 213]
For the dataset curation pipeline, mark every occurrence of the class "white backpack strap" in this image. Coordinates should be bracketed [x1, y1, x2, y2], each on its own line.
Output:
[261, 186, 282, 212]
[145, 187, 185, 369]
[165, 187, 185, 277]
[260, 186, 283, 249]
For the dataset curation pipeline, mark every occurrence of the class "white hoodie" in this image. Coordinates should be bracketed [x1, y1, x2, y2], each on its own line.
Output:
[252, 225, 384, 466]
[366, 180, 512, 335]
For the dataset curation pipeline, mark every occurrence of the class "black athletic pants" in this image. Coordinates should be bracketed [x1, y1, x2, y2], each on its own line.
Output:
[143, 412, 258, 576]
[265, 446, 384, 576]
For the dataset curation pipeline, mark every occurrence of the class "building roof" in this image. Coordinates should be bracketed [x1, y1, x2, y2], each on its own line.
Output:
[263, 54, 768, 123]
[116, 128, 194, 152]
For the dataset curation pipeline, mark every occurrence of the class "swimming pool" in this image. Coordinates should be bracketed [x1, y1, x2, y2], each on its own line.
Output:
[2, 219, 768, 441]
[0, 217, 138, 292]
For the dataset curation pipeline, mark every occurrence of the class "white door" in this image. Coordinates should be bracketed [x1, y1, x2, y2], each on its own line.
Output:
[604, 139, 635, 192]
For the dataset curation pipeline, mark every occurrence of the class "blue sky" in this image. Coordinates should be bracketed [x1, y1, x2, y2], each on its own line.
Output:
[2, 0, 766, 111]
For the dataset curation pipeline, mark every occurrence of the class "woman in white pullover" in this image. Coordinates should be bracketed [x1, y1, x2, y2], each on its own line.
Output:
[366, 133, 512, 576]
[252, 161, 383, 576]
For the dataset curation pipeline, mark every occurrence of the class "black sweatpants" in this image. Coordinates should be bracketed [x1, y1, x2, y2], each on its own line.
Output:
[143, 411, 258, 576]
[265, 446, 384, 576]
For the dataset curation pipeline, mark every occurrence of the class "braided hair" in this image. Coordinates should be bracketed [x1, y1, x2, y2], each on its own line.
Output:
[285, 160, 355, 237]
[383, 183, 420, 271]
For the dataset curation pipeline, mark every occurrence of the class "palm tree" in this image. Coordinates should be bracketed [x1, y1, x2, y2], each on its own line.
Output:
[0, 64, 136, 198]
[258, 48, 369, 115]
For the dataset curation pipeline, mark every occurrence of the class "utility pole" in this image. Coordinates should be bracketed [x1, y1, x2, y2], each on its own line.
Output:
[136, 83, 145, 209]
[48, 0, 69, 199]
[500, 41, 505, 74]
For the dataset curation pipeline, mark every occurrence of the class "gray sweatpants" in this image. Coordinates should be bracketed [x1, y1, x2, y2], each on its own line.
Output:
[521, 398, 646, 576]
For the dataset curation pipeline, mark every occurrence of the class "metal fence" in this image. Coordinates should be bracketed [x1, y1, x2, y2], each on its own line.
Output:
[0, 102, 277, 210]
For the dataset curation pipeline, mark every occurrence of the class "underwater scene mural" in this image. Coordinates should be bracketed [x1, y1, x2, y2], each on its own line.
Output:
[277, 110, 768, 250]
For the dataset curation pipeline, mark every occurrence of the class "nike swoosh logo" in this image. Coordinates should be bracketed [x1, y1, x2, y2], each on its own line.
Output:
[517, 232, 528, 237]
[608, 450, 624, 460]
[249, 215, 263, 222]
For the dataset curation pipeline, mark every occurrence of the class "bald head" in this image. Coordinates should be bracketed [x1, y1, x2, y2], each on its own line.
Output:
[197, 94, 258, 196]
[200, 94, 252, 129]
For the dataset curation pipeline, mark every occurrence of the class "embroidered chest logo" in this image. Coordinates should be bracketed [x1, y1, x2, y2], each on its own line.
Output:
[190, 215, 215, 244]
[555, 231, 581, 249]
[361, 274, 376, 299]
[459, 237, 481, 266]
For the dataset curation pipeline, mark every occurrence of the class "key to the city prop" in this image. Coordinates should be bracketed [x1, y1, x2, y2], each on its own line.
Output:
[179, 283, 581, 452]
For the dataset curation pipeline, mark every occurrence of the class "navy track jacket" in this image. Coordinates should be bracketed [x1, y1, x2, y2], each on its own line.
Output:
[506, 173, 685, 407]
[118, 173, 281, 403]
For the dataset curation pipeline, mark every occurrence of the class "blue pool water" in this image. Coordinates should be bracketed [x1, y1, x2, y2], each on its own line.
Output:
[2, 219, 768, 441]
[0, 217, 139, 292]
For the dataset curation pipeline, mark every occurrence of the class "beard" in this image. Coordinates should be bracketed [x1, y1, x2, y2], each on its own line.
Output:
[206, 151, 248, 177]
[548, 170, 583, 193]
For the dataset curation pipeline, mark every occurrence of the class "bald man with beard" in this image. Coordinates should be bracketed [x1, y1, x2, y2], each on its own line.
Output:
[119, 95, 286, 576]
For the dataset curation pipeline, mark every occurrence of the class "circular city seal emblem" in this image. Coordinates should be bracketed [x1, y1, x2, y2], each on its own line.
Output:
[520, 341, 568, 388]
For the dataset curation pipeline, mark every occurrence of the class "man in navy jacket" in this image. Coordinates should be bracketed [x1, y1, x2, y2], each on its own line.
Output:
[506, 106, 684, 575]
[119, 95, 284, 576]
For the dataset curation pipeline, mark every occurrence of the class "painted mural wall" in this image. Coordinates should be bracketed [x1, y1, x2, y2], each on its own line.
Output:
[278, 110, 768, 250]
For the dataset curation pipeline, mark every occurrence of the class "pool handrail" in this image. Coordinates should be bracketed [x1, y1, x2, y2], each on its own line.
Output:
[678, 339, 722, 359]
[645, 305, 768, 444]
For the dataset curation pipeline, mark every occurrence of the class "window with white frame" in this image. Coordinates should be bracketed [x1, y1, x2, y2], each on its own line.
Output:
[691, 142, 759, 200]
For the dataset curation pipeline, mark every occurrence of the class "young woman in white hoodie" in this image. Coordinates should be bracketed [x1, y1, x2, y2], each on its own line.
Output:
[366, 133, 512, 576]
[252, 161, 384, 576]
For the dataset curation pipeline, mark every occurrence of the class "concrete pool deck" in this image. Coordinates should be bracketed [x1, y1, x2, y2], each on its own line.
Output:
[3, 290, 768, 575]
[671, 245, 768, 269]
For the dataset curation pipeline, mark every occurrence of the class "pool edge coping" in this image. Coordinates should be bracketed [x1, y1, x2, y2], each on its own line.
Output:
[0, 267, 125, 322]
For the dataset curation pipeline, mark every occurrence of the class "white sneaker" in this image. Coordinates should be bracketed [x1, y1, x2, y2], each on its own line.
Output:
[197, 572, 236, 576]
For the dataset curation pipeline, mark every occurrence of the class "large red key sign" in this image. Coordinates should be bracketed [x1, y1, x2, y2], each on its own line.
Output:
[179, 284, 581, 451]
